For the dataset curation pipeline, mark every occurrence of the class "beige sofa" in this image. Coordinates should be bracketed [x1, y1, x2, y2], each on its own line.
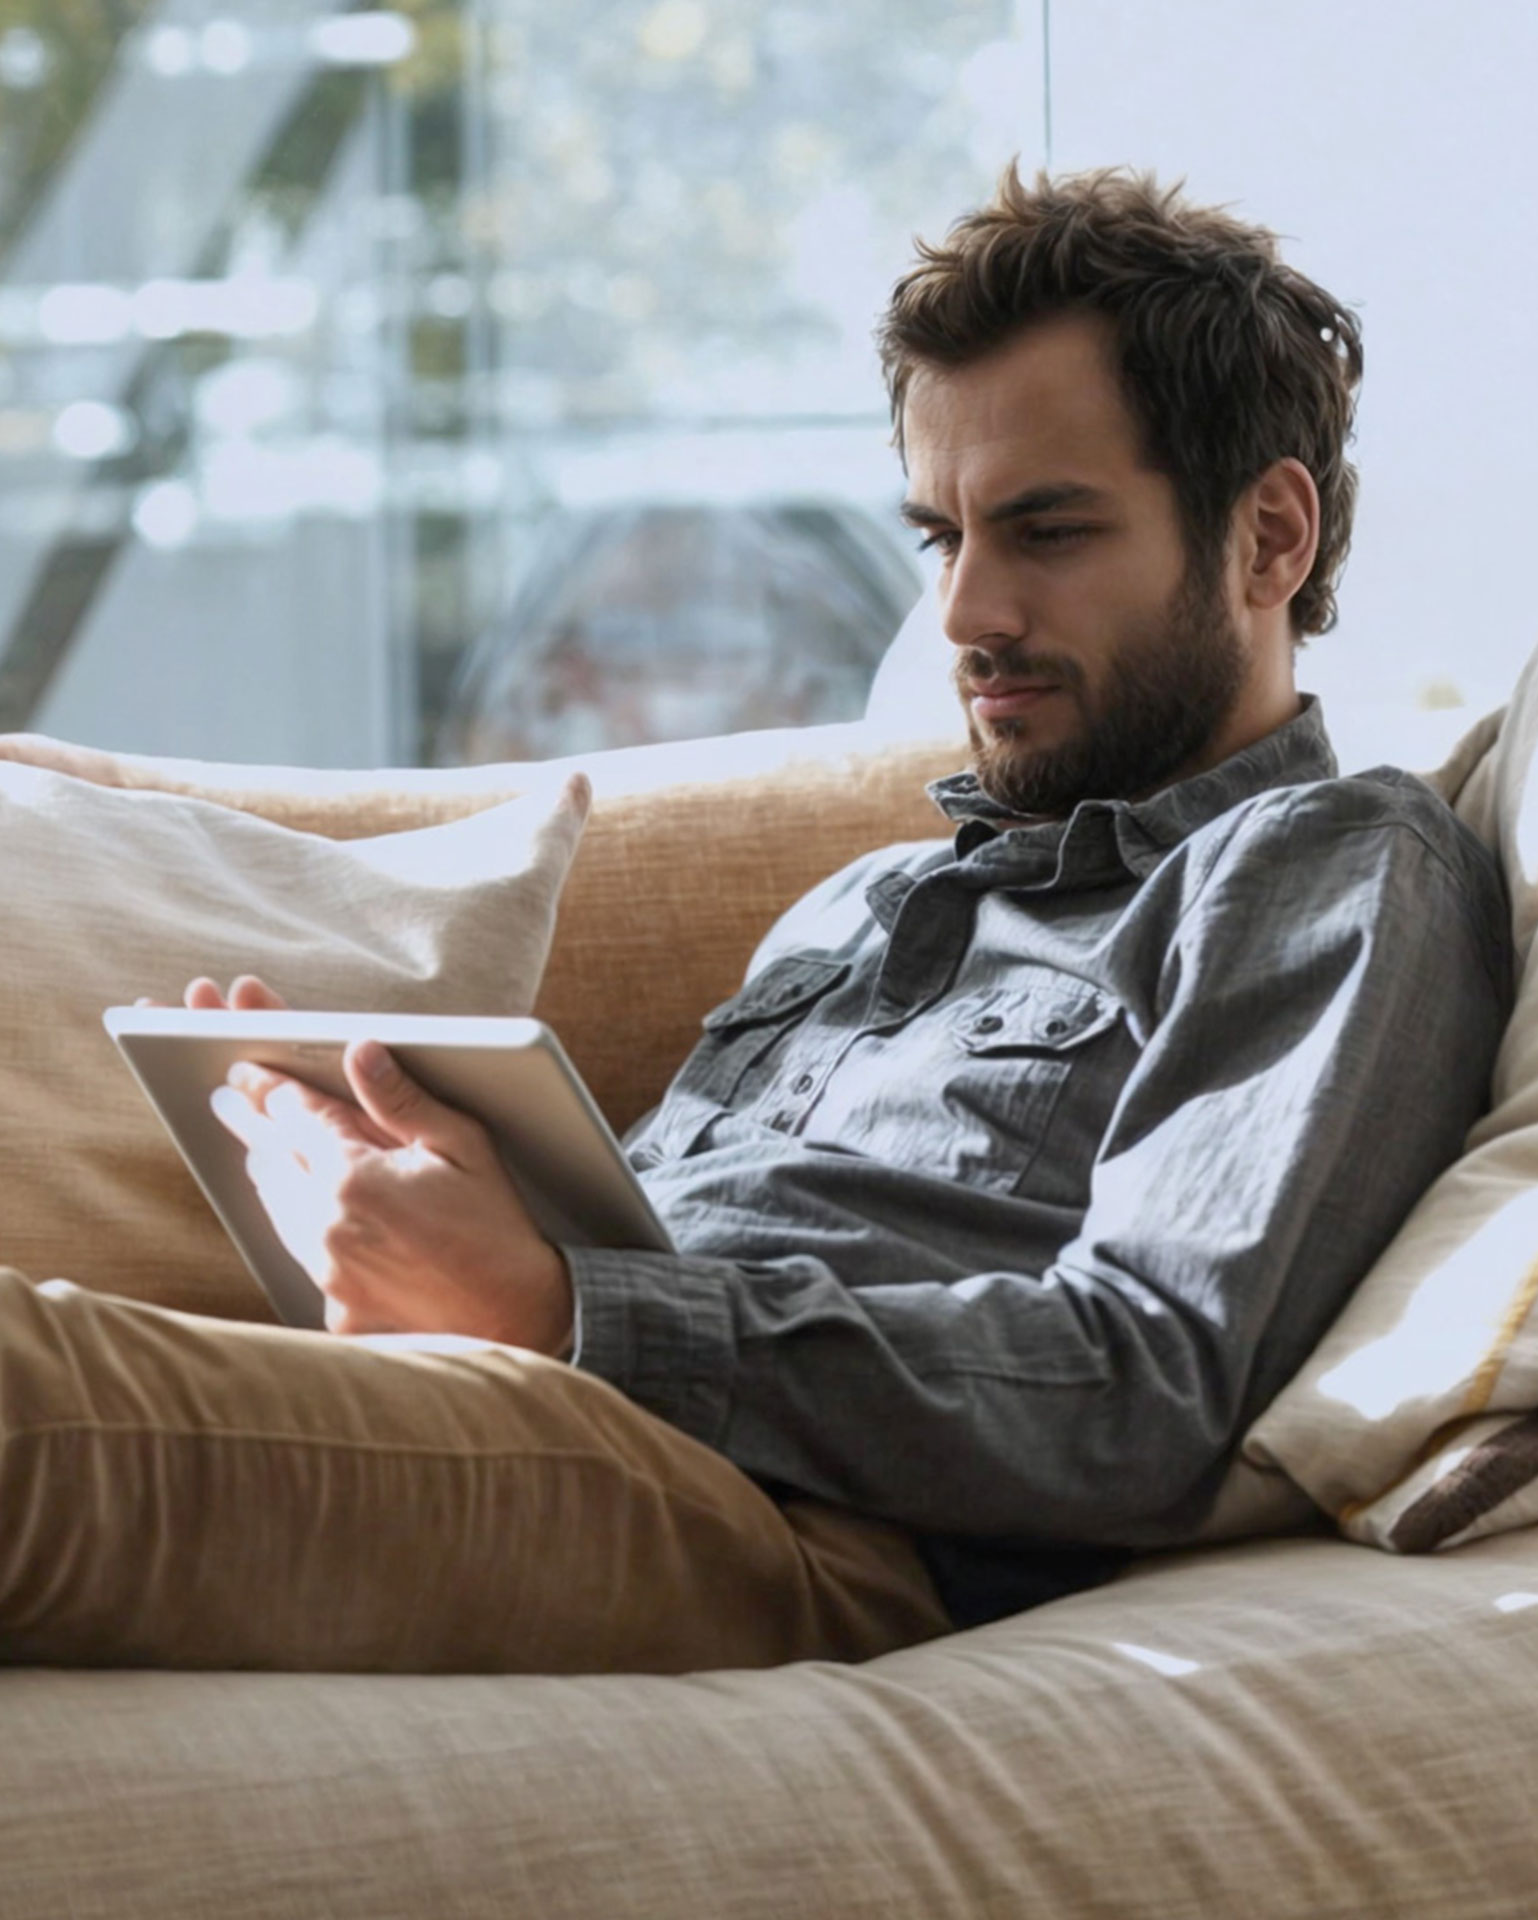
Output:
[5, 681, 1538, 1918]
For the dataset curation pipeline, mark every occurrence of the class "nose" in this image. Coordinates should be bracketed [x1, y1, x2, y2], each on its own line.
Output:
[940, 538, 1027, 656]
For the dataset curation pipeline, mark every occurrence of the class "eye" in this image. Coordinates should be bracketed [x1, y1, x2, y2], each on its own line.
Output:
[1025, 523, 1092, 549]
[914, 529, 960, 558]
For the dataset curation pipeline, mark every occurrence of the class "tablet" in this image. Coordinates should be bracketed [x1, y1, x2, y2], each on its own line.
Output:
[103, 1007, 673, 1330]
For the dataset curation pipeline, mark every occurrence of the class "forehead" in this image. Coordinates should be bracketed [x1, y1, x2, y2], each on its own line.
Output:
[901, 313, 1149, 505]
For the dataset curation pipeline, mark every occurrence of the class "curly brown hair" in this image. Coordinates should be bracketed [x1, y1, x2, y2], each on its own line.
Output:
[877, 167, 1363, 636]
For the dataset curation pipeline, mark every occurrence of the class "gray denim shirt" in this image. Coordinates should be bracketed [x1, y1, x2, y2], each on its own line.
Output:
[566, 700, 1510, 1620]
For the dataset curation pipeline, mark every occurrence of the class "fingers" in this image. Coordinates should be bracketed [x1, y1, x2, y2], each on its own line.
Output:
[261, 1071, 398, 1159]
[230, 975, 289, 1011]
[227, 1078, 351, 1178]
[210, 1082, 330, 1172]
[341, 1041, 490, 1167]
[180, 974, 289, 1011]
[211, 1065, 390, 1165]
[210, 1067, 397, 1330]
[238, 1144, 345, 1297]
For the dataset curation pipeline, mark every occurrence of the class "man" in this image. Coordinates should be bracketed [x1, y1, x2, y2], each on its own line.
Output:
[0, 170, 1509, 1671]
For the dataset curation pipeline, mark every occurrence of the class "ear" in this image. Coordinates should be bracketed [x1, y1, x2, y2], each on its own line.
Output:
[1239, 457, 1320, 619]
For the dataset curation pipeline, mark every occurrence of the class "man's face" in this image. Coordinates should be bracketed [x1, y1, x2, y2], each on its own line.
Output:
[900, 314, 1248, 816]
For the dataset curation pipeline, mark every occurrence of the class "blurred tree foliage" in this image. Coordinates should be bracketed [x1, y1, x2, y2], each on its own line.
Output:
[468, 0, 1013, 425]
[0, 0, 465, 265]
[0, 0, 155, 258]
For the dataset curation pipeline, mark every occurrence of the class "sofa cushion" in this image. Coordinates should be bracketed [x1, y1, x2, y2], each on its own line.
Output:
[1245, 653, 1538, 1550]
[5, 1530, 1538, 1918]
[0, 764, 589, 1319]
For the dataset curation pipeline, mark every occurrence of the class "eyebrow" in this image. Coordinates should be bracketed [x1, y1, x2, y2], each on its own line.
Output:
[899, 482, 1110, 527]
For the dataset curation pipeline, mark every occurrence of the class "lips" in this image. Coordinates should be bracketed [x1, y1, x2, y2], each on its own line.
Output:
[966, 682, 1063, 723]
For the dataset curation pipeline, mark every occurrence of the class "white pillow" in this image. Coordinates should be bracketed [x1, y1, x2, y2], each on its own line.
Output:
[863, 591, 958, 738]
[0, 764, 589, 1319]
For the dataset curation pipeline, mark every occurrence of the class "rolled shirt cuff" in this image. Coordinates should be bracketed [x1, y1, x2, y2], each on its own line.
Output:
[560, 1244, 738, 1448]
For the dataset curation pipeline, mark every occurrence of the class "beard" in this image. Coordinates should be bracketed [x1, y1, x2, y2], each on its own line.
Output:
[955, 555, 1247, 817]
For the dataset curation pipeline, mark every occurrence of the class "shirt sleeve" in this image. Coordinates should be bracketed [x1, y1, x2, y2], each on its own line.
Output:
[566, 799, 1511, 1546]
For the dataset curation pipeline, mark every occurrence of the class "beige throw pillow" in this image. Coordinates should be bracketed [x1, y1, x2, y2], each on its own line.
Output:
[0, 763, 589, 1319]
[1244, 653, 1538, 1551]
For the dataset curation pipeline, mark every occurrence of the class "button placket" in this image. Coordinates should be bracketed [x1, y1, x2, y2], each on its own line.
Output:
[767, 1062, 824, 1133]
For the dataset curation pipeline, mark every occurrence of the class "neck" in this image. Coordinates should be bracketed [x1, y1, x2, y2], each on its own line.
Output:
[1185, 620, 1302, 778]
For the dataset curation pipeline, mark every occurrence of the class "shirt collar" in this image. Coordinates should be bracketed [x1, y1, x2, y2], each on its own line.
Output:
[926, 695, 1339, 885]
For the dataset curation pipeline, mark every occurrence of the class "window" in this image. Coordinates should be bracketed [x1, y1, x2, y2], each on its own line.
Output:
[3, 3, 1533, 771]
[0, 0, 1029, 764]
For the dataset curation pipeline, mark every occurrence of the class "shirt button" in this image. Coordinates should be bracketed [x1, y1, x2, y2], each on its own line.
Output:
[1045, 1018, 1068, 1037]
[791, 1073, 814, 1094]
[973, 1014, 1004, 1035]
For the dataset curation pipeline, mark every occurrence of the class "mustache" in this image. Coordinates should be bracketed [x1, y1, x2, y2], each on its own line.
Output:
[952, 647, 1086, 692]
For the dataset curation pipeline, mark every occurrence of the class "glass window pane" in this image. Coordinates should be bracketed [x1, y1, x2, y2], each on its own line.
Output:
[0, 0, 1034, 765]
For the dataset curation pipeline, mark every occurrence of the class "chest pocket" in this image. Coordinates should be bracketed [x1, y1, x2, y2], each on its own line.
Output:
[805, 975, 1126, 1198]
[636, 953, 850, 1163]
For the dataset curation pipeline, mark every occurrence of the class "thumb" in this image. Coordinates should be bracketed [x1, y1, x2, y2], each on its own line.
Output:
[342, 1040, 486, 1166]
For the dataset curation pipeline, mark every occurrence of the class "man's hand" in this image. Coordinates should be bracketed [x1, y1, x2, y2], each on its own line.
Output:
[197, 990, 573, 1352]
[183, 973, 288, 1014]
[132, 973, 291, 1014]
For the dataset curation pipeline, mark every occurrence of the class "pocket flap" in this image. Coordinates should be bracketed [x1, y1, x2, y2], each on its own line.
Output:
[703, 954, 850, 1031]
[953, 979, 1118, 1053]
